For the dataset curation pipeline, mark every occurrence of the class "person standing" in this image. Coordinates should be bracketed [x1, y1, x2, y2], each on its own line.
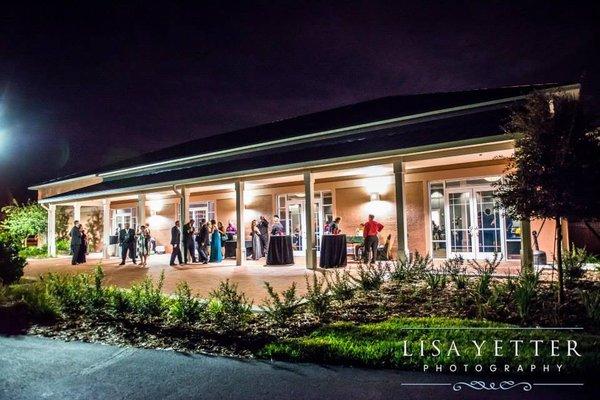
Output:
[249, 220, 262, 260]
[271, 215, 284, 236]
[118, 223, 137, 265]
[195, 219, 210, 264]
[209, 219, 223, 263]
[257, 216, 269, 256]
[182, 219, 196, 264]
[363, 214, 384, 264]
[77, 226, 87, 264]
[170, 221, 183, 266]
[69, 221, 82, 265]
[137, 225, 149, 267]
[330, 217, 342, 235]
[225, 220, 237, 240]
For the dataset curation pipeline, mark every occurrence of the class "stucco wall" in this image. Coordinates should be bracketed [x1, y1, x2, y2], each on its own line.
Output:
[405, 181, 427, 254]
[335, 186, 397, 254]
[244, 194, 273, 239]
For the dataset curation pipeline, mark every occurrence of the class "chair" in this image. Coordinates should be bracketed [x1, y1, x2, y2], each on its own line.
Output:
[377, 234, 394, 261]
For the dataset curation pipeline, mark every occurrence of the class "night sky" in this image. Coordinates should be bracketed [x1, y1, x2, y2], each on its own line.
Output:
[0, 1, 597, 205]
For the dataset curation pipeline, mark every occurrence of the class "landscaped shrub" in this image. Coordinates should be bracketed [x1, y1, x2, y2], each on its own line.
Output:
[305, 273, 331, 320]
[424, 269, 446, 292]
[0, 239, 26, 284]
[468, 254, 502, 318]
[129, 270, 168, 319]
[18, 245, 49, 259]
[104, 286, 133, 316]
[352, 262, 388, 291]
[442, 255, 468, 289]
[56, 239, 70, 254]
[9, 282, 60, 320]
[513, 270, 540, 322]
[325, 269, 355, 302]
[43, 273, 91, 313]
[562, 246, 589, 283]
[581, 290, 600, 325]
[260, 281, 303, 325]
[389, 252, 431, 283]
[207, 279, 253, 331]
[169, 281, 205, 324]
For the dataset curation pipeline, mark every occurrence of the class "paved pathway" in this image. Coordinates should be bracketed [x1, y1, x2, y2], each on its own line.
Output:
[0, 336, 591, 400]
[24, 253, 522, 302]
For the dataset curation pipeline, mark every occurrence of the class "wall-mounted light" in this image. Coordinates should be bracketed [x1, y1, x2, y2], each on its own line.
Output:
[484, 176, 502, 182]
[370, 192, 381, 201]
[149, 200, 164, 213]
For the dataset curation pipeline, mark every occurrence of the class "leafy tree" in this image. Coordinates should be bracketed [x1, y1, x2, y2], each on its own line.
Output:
[0, 238, 26, 284]
[0, 201, 48, 246]
[86, 209, 102, 252]
[56, 206, 73, 241]
[495, 92, 600, 303]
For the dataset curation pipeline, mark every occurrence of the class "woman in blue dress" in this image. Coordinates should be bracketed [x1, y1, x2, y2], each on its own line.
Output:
[209, 219, 223, 262]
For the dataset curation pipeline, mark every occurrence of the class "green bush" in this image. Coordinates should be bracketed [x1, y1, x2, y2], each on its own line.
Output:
[18, 245, 48, 259]
[43, 266, 107, 315]
[352, 262, 388, 291]
[56, 239, 70, 254]
[169, 281, 205, 324]
[514, 270, 540, 322]
[260, 281, 303, 325]
[104, 286, 133, 316]
[305, 273, 330, 320]
[389, 252, 431, 283]
[325, 269, 355, 302]
[0, 239, 26, 284]
[562, 246, 589, 283]
[581, 290, 600, 325]
[129, 271, 168, 319]
[207, 279, 253, 331]
[9, 282, 60, 320]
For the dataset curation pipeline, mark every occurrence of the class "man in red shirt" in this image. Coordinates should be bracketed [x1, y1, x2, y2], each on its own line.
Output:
[363, 214, 384, 264]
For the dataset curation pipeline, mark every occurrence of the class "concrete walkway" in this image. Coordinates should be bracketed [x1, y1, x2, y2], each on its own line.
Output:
[24, 253, 522, 302]
[24, 253, 326, 302]
[0, 335, 590, 400]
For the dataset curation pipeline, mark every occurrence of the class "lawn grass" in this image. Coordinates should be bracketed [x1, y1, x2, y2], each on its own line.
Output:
[258, 317, 600, 376]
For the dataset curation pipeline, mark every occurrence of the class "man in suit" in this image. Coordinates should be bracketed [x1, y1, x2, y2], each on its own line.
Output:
[195, 219, 210, 264]
[257, 216, 269, 256]
[118, 223, 137, 265]
[182, 219, 197, 264]
[170, 220, 183, 266]
[271, 215, 285, 236]
[69, 220, 82, 265]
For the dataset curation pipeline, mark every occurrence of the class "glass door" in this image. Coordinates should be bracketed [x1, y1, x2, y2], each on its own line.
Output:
[287, 201, 306, 255]
[447, 189, 475, 258]
[474, 189, 503, 258]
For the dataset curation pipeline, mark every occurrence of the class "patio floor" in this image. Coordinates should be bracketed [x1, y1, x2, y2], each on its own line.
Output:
[24, 253, 523, 302]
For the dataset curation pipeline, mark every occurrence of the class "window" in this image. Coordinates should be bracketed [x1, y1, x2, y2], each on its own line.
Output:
[429, 183, 446, 258]
[189, 201, 215, 223]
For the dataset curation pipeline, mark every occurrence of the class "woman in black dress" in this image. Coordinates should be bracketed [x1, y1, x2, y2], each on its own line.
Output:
[77, 227, 87, 264]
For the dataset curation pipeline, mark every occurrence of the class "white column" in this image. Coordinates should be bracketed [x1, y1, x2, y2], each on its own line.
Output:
[102, 199, 111, 259]
[47, 204, 56, 257]
[137, 194, 146, 229]
[235, 180, 245, 266]
[179, 188, 189, 248]
[304, 171, 316, 269]
[393, 160, 408, 259]
[73, 203, 81, 223]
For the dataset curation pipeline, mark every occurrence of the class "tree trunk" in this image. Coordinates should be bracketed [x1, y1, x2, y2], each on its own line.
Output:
[556, 217, 565, 304]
